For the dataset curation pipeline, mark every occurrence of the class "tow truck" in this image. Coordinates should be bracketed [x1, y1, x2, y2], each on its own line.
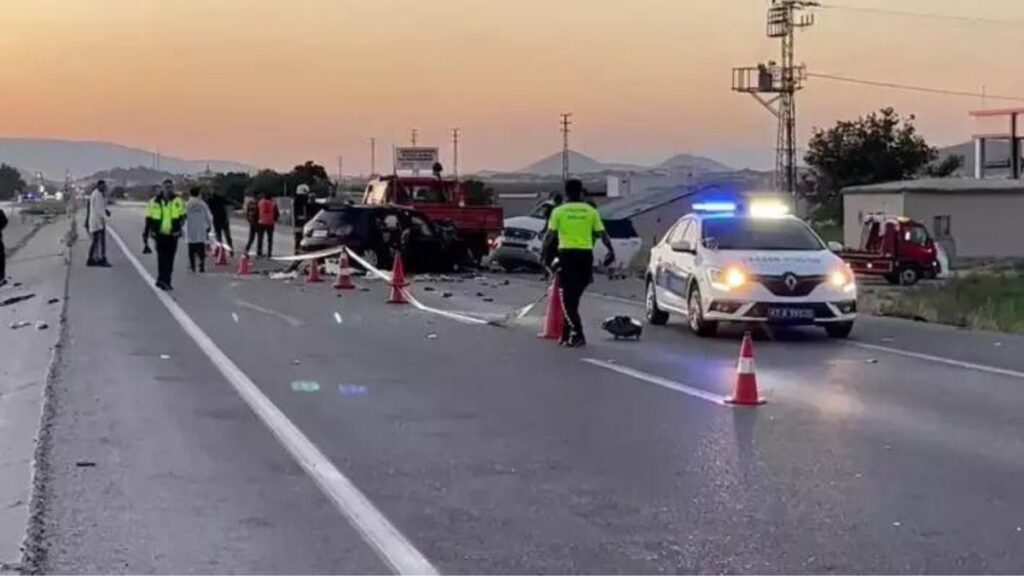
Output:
[362, 175, 503, 263]
[835, 214, 939, 285]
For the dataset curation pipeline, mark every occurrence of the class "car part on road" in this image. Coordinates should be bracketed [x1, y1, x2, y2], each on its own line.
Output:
[726, 332, 766, 406]
[602, 316, 643, 340]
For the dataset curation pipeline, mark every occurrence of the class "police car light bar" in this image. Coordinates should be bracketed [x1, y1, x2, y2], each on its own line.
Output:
[748, 199, 790, 218]
[692, 202, 737, 213]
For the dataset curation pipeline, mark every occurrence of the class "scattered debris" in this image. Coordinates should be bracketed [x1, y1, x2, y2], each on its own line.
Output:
[883, 444, 892, 451]
[231, 312, 239, 323]
[269, 271, 299, 280]
[892, 521, 901, 527]
[75, 461, 97, 468]
[12, 282, 21, 288]
[0, 293, 35, 307]
[475, 292, 485, 297]
[292, 359, 301, 365]
[482, 297, 494, 303]
[47, 297, 60, 305]
[602, 316, 643, 340]
[334, 312, 343, 325]
[442, 292, 453, 299]
[501, 279, 510, 286]
[995, 342, 1003, 347]
[160, 354, 170, 360]
[35, 321, 49, 330]
[359, 287, 371, 292]
[338, 384, 368, 395]
[426, 333, 439, 339]
[422, 286, 437, 292]
[9, 321, 30, 330]
[290, 380, 320, 393]
[865, 358, 878, 364]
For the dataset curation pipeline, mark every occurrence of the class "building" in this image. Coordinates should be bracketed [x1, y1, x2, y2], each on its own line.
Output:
[606, 173, 692, 198]
[842, 178, 1024, 259]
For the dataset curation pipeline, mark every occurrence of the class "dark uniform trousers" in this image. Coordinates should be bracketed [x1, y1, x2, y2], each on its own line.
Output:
[557, 249, 594, 341]
[155, 234, 179, 286]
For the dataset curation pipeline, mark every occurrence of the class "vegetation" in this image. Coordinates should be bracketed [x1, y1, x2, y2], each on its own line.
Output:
[867, 273, 1024, 333]
[804, 107, 961, 220]
[0, 163, 27, 200]
[461, 179, 496, 206]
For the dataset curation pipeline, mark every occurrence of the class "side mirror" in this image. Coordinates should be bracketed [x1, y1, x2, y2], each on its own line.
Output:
[827, 241, 844, 253]
[669, 240, 694, 253]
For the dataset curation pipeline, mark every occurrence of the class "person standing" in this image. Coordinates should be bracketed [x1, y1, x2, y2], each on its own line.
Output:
[147, 180, 185, 290]
[0, 206, 7, 287]
[244, 193, 261, 257]
[291, 184, 313, 254]
[207, 188, 233, 252]
[257, 192, 280, 258]
[542, 179, 615, 347]
[184, 187, 214, 273]
[142, 185, 161, 254]
[86, 180, 111, 267]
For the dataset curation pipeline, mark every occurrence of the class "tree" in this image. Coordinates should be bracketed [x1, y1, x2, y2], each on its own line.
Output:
[211, 172, 253, 204]
[924, 154, 964, 178]
[287, 161, 332, 197]
[246, 169, 286, 198]
[805, 108, 936, 218]
[460, 179, 495, 206]
[0, 164, 27, 201]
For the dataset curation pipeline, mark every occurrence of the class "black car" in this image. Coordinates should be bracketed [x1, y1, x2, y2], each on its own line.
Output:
[300, 203, 473, 272]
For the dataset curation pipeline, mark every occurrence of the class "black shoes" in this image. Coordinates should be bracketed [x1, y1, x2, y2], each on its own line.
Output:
[155, 280, 174, 291]
[559, 333, 587, 348]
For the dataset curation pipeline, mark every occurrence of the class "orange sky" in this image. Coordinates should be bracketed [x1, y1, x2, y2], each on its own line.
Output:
[1, 0, 1022, 173]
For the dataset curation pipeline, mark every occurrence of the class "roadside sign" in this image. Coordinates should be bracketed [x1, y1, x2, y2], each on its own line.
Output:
[394, 147, 439, 172]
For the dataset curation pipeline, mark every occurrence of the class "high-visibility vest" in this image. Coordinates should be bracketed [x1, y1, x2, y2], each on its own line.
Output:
[147, 196, 185, 235]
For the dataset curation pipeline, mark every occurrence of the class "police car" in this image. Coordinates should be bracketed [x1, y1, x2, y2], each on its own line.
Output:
[644, 200, 857, 338]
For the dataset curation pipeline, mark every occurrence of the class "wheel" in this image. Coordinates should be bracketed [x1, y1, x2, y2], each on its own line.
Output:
[687, 286, 717, 337]
[825, 321, 854, 339]
[645, 279, 669, 326]
[897, 265, 920, 286]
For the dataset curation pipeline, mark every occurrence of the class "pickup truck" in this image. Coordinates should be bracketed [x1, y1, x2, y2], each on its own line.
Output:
[835, 215, 939, 285]
[362, 176, 503, 263]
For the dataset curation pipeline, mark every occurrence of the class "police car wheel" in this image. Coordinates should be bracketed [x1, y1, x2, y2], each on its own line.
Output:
[645, 280, 669, 326]
[687, 287, 717, 337]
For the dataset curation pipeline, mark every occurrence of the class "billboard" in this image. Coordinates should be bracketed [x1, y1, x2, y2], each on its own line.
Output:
[394, 147, 439, 172]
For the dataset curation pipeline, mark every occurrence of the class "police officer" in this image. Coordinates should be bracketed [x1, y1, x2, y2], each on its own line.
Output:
[142, 184, 161, 254]
[146, 179, 185, 290]
[292, 184, 313, 254]
[542, 179, 615, 347]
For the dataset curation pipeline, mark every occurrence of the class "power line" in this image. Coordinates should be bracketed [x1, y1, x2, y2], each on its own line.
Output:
[817, 2, 1024, 27]
[807, 72, 1024, 103]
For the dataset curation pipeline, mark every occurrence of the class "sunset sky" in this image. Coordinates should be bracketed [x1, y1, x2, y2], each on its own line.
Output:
[1, 0, 1022, 173]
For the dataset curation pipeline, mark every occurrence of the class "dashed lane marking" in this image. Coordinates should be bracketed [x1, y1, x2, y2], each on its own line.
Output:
[108, 226, 438, 576]
[849, 341, 1024, 381]
[582, 358, 729, 406]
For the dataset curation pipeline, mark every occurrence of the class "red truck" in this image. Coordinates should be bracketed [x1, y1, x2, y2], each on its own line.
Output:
[836, 214, 939, 285]
[362, 175, 503, 263]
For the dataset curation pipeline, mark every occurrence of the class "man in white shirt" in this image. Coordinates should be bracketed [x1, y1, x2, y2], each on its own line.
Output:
[86, 180, 111, 267]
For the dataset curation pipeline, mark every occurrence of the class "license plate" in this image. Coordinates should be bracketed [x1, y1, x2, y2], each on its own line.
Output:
[766, 307, 815, 321]
[311, 229, 328, 238]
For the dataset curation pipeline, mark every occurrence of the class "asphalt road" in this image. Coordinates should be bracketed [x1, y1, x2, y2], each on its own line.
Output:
[28, 205, 1024, 574]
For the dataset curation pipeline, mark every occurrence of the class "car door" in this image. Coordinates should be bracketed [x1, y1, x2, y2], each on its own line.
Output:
[652, 218, 693, 309]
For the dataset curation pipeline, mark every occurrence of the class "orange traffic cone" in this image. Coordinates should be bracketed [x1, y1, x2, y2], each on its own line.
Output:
[727, 332, 766, 406]
[209, 243, 217, 258]
[537, 274, 565, 340]
[215, 244, 230, 267]
[307, 258, 324, 283]
[334, 252, 355, 290]
[236, 253, 252, 276]
[386, 252, 409, 304]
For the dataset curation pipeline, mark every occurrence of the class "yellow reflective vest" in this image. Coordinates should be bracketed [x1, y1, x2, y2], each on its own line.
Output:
[146, 196, 185, 236]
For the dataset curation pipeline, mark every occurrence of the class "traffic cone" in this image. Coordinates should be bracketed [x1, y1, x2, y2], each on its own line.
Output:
[214, 244, 229, 267]
[727, 332, 766, 406]
[236, 253, 252, 276]
[537, 274, 565, 340]
[333, 252, 355, 290]
[209, 243, 217, 258]
[386, 252, 409, 304]
[307, 258, 324, 283]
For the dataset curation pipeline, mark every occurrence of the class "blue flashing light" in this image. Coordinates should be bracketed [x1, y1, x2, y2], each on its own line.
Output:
[692, 201, 737, 213]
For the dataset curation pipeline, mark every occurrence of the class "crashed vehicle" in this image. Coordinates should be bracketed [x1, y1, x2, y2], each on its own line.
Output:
[300, 203, 475, 273]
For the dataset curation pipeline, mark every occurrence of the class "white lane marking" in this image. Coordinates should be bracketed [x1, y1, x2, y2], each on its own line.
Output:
[582, 358, 728, 406]
[233, 298, 304, 328]
[108, 227, 437, 576]
[849, 341, 1024, 380]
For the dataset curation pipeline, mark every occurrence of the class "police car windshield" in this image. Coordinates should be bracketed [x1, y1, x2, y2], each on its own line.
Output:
[702, 217, 823, 251]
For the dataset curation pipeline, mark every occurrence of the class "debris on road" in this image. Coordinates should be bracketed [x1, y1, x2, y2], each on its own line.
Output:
[290, 380, 320, 393]
[338, 384, 368, 395]
[483, 297, 494, 303]
[292, 359, 301, 365]
[35, 321, 49, 330]
[231, 312, 239, 323]
[475, 292, 485, 297]
[995, 342, 1003, 347]
[9, 321, 30, 329]
[426, 333, 439, 340]
[442, 292, 453, 298]
[1, 293, 35, 307]
[160, 354, 170, 360]
[75, 461, 97, 468]
[865, 358, 878, 364]
[422, 286, 437, 292]
[893, 521, 902, 527]
[334, 312, 343, 325]
[47, 297, 60, 304]
[269, 271, 299, 281]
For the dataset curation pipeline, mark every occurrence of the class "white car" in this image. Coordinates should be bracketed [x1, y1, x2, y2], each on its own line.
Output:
[491, 202, 642, 275]
[644, 203, 857, 338]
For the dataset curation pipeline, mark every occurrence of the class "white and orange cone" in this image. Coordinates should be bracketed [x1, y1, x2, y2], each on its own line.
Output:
[727, 331, 766, 406]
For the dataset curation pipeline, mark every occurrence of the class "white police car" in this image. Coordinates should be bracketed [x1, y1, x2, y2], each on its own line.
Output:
[644, 200, 857, 338]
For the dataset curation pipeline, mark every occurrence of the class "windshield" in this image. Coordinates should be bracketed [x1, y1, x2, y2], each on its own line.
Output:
[702, 217, 824, 251]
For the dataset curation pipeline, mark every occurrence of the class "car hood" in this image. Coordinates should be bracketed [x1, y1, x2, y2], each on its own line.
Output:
[503, 216, 546, 232]
[704, 250, 842, 276]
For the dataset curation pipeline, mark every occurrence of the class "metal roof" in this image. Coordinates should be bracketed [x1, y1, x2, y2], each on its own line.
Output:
[598, 186, 698, 220]
[842, 178, 1024, 195]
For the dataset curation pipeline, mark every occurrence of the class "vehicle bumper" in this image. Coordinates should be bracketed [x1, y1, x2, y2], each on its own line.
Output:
[701, 280, 858, 325]
[492, 243, 541, 266]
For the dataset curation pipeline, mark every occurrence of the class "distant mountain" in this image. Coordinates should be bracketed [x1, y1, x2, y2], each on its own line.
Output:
[0, 138, 253, 180]
[516, 149, 733, 176]
[519, 150, 607, 176]
[87, 166, 179, 187]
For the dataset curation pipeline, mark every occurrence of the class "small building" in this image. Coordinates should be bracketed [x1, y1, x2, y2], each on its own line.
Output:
[842, 178, 1024, 259]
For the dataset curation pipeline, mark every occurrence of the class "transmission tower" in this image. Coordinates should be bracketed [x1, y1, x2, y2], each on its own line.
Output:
[451, 128, 461, 180]
[732, 0, 817, 196]
[559, 113, 573, 183]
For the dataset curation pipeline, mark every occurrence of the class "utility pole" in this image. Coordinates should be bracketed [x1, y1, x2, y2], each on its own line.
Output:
[559, 112, 573, 183]
[451, 128, 461, 180]
[732, 0, 817, 197]
[337, 155, 344, 190]
[370, 138, 377, 176]
[410, 128, 418, 146]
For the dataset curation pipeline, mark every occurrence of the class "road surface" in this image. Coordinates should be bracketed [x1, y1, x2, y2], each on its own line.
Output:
[15, 205, 1024, 573]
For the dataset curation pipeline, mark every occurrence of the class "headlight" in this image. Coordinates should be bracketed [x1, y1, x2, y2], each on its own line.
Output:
[829, 267, 856, 293]
[708, 266, 747, 291]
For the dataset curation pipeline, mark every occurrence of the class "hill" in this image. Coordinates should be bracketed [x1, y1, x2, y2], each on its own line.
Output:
[0, 138, 253, 180]
[516, 149, 733, 176]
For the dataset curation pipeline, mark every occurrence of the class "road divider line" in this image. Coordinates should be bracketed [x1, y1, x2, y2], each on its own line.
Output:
[233, 298, 304, 327]
[849, 341, 1024, 380]
[108, 226, 438, 576]
[582, 358, 729, 406]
